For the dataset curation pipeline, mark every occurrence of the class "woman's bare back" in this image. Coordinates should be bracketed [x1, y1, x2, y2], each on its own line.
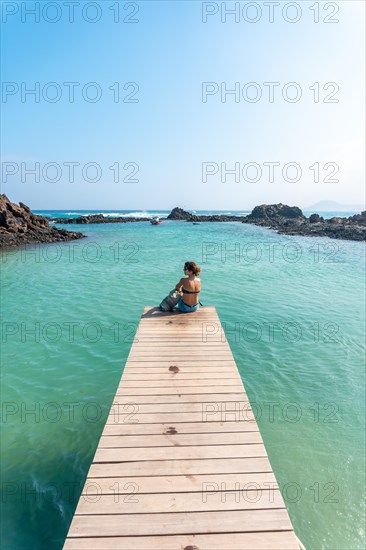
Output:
[176, 277, 201, 306]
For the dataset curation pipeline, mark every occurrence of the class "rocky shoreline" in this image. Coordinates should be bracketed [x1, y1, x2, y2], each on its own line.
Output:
[242, 204, 366, 242]
[166, 207, 247, 222]
[51, 213, 151, 224]
[51, 208, 249, 225]
[2, 196, 365, 249]
[167, 205, 366, 242]
[0, 195, 85, 250]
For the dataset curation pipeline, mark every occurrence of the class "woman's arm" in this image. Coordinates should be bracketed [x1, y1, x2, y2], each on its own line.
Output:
[175, 278, 183, 291]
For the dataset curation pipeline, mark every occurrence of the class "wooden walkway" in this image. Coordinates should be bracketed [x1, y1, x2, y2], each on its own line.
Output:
[64, 306, 300, 550]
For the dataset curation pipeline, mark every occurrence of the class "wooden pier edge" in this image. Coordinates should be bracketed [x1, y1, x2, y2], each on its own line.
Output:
[63, 306, 303, 550]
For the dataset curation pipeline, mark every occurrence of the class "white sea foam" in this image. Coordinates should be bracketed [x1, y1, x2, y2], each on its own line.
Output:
[102, 211, 149, 218]
[62, 211, 159, 218]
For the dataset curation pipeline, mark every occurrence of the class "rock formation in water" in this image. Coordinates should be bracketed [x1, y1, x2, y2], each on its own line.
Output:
[51, 213, 151, 224]
[0, 195, 85, 249]
[241, 203, 366, 241]
[167, 207, 195, 220]
[167, 207, 246, 222]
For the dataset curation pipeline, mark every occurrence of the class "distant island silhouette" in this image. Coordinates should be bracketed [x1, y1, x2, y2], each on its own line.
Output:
[305, 200, 365, 212]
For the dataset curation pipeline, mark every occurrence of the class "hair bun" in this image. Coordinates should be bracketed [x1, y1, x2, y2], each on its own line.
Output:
[184, 261, 201, 276]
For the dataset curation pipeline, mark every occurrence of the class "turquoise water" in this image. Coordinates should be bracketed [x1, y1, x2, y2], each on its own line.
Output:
[1, 217, 365, 549]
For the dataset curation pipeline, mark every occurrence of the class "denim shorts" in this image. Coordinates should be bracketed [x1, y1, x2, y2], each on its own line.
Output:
[178, 298, 200, 313]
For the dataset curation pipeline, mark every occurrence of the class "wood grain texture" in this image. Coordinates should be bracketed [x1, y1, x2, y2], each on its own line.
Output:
[63, 306, 299, 550]
[64, 531, 298, 550]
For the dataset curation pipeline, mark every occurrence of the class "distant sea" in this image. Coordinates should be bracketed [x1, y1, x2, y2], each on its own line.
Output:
[1, 210, 365, 549]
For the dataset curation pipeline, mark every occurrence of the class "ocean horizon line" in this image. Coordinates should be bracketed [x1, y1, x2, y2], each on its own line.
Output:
[34, 208, 364, 220]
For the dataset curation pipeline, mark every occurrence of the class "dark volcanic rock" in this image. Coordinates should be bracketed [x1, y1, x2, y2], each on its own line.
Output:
[167, 207, 246, 223]
[242, 203, 366, 241]
[77, 214, 105, 224]
[0, 194, 85, 249]
[55, 207, 246, 225]
[348, 211, 366, 224]
[166, 204, 365, 240]
[199, 214, 246, 222]
[51, 213, 151, 224]
[246, 203, 305, 223]
[167, 207, 194, 221]
[309, 213, 324, 223]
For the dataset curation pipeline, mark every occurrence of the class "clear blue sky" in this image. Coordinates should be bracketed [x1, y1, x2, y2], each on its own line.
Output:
[1, 0, 365, 210]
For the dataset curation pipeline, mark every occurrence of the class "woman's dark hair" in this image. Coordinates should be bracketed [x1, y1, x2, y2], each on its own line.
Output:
[184, 261, 201, 276]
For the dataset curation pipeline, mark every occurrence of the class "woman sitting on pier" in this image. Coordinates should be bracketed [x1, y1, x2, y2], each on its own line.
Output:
[175, 261, 202, 313]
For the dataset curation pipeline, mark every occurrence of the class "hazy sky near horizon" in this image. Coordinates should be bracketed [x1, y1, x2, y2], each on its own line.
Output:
[1, 0, 365, 210]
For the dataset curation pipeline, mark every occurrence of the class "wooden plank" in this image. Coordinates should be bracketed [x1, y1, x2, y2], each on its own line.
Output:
[75, 489, 286, 515]
[126, 359, 237, 364]
[133, 337, 226, 341]
[137, 326, 223, 329]
[113, 393, 248, 403]
[101, 421, 260, 436]
[134, 328, 224, 332]
[124, 362, 238, 368]
[66, 509, 294, 537]
[137, 325, 223, 330]
[63, 306, 299, 550]
[93, 444, 268, 462]
[121, 372, 241, 379]
[64, 531, 298, 550]
[109, 402, 251, 414]
[133, 340, 229, 345]
[82, 472, 277, 494]
[88, 457, 274, 477]
[135, 328, 224, 332]
[105, 412, 255, 424]
[138, 320, 222, 324]
[116, 386, 246, 395]
[118, 379, 243, 387]
[133, 336, 226, 340]
[125, 360, 237, 366]
[127, 351, 234, 356]
[123, 365, 236, 378]
[98, 431, 263, 448]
